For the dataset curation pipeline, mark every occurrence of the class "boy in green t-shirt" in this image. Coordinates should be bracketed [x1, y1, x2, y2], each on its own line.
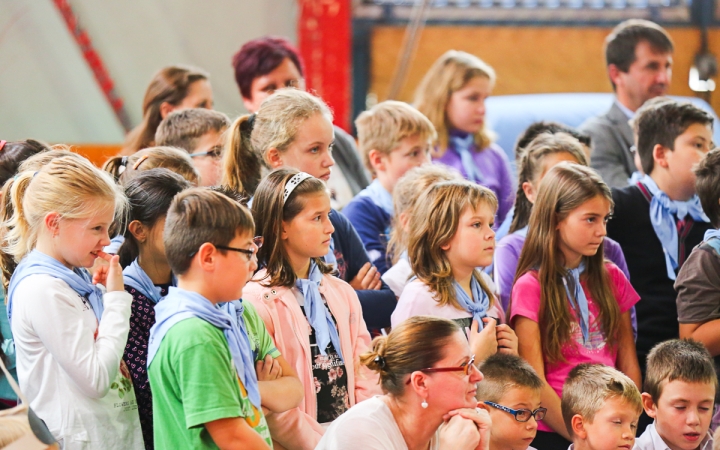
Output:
[148, 189, 285, 449]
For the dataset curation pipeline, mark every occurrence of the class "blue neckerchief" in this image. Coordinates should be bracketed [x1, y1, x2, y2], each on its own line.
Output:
[324, 237, 337, 267]
[103, 235, 125, 254]
[641, 175, 709, 280]
[453, 274, 490, 330]
[705, 229, 720, 242]
[122, 259, 176, 304]
[515, 226, 529, 238]
[628, 171, 644, 185]
[563, 261, 590, 344]
[449, 131, 484, 183]
[8, 250, 104, 324]
[219, 300, 255, 359]
[704, 229, 720, 254]
[148, 287, 261, 409]
[296, 260, 344, 362]
[357, 179, 394, 217]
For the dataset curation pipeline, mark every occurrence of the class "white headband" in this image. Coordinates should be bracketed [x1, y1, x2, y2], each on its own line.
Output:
[283, 172, 313, 203]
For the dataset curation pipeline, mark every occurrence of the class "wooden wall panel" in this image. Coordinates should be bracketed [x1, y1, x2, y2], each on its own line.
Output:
[370, 26, 720, 115]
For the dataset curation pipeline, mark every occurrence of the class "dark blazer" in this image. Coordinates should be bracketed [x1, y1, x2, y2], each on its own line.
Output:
[579, 101, 635, 188]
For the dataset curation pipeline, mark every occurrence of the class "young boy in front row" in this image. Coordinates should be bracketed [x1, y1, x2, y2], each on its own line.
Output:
[606, 98, 714, 378]
[561, 364, 642, 450]
[147, 188, 271, 449]
[635, 339, 717, 450]
[342, 100, 435, 274]
[477, 353, 544, 450]
[155, 108, 230, 187]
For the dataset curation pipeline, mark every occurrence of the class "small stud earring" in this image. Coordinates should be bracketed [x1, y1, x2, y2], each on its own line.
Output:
[421, 399, 428, 409]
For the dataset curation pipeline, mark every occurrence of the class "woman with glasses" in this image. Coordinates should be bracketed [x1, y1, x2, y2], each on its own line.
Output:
[316, 315, 491, 450]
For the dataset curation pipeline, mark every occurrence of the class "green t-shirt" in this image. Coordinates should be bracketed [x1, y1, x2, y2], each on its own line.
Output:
[148, 318, 272, 449]
[242, 300, 281, 362]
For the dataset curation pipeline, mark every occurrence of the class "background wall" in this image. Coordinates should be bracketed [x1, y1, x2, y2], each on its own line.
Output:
[369, 26, 720, 115]
[0, 0, 298, 143]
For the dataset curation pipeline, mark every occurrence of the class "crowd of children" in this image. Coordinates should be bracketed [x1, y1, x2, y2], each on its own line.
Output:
[1, 20, 719, 450]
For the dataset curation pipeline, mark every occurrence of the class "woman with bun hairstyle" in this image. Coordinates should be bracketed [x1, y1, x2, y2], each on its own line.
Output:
[317, 315, 490, 450]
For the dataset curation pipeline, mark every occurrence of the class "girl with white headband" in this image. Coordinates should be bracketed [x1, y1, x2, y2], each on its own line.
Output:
[243, 168, 380, 450]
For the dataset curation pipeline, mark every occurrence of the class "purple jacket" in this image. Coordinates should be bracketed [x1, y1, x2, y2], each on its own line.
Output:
[433, 134, 515, 227]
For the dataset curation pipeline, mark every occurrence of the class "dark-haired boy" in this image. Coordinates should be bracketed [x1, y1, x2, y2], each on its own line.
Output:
[635, 339, 716, 449]
[147, 188, 271, 449]
[606, 98, 714, 381]
[477, 354, 544, 450]
[155, 108, 230, 187]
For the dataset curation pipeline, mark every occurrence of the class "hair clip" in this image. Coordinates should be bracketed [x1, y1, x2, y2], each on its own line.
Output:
[374, 355, 386, 369]
[132, 154, 150, 170]
[0, 141, 6, 152]
[283, 172, 313, 203]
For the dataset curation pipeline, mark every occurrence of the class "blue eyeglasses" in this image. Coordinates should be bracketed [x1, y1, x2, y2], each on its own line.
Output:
[484, 401, 547, 423]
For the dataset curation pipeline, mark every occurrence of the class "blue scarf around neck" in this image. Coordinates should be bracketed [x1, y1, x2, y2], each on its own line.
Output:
[148, 287, 261, 409]
[296, 260, 344, 362]
[7, 250, 104, 324]
[449, 131, 484, 184]
[641, 175, 709, 280]
[122, 259, 176, 304]
[563, 261, 590, 344]
[358, 179, 395, 217]
[453, 274, 490, 330]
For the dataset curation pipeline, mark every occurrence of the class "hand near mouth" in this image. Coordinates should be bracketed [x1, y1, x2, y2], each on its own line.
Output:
[92, 250, 124, 293]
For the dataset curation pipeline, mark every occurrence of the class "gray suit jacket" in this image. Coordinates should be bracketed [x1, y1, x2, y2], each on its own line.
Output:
[579, 102, 636, 188]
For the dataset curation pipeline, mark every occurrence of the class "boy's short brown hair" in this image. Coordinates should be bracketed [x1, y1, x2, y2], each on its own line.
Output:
[644, 339, 717, 403]
[155, 108, 231, 153]
[562, 364, 642, 437]
[164, 188, 254, 275]
[695, 149, 720, 229]
[633, 97, 714, 175]
[476, 353, 543, 403]
[355, 100, 436, 173]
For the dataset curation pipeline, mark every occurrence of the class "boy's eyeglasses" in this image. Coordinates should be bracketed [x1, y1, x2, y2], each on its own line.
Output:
[484, 401, 547, 422]
[189, 236, 264, 261]
[188, 145, 223, 159]
[405, 355, 476, 384]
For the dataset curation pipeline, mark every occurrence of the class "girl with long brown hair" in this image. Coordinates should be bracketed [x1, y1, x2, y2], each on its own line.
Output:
[391, 179, 517, 363]
[509, 162, 641, 450]
[243, 168, 380, 449]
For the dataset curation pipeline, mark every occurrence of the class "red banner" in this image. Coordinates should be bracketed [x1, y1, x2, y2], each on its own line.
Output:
[298, 0, 352, 132]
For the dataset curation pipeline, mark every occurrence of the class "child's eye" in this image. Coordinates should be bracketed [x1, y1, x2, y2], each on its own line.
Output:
[674, 406, 686, 411]
[92, 226, 103, 231]
[309, 146, 320, 154]
[699, 407, 711, 412]
[472, 222, 482, 228]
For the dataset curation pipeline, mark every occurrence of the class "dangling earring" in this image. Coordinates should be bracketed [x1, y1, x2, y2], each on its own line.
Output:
[421, 399, 428, 409]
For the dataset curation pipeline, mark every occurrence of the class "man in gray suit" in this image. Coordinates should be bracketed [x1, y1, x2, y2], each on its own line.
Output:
[580, 20, 673, 188]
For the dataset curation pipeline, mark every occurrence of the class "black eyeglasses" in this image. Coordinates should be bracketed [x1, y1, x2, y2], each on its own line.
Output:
[484, 401, 547, 423]
[189, 236, 263, 261]
[188, 145, 223, 159]
[405, 355, 476, 384]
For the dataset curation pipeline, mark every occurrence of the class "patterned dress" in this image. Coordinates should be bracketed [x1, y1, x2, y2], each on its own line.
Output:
[123, 283, 170, 450]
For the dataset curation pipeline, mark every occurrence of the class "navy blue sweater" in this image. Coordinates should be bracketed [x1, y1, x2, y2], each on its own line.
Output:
[341, 196, 392, 274]
[329, 209, 396, 329]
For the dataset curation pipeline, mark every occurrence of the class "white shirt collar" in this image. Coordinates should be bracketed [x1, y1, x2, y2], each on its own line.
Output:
[634, 421, 713, 450]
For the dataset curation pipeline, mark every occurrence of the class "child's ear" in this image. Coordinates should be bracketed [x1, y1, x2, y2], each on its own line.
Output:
[521, 181, 537, 204]
[196, 243, 217, 271]
[280, 221, 289, 241]
[398, 212, 410, 231]
[652, 144, 671, 170]
[266, 148, 283, 169]
[127, 220, 147, 244]
[571, 414, 587, 440]
[368, 149, 385, 172]
[641, 392, 658, 418]
[44, 212, 61, 236]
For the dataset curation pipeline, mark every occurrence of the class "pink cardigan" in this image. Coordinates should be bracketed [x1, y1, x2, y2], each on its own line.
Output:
[243, 269, 381, 450]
